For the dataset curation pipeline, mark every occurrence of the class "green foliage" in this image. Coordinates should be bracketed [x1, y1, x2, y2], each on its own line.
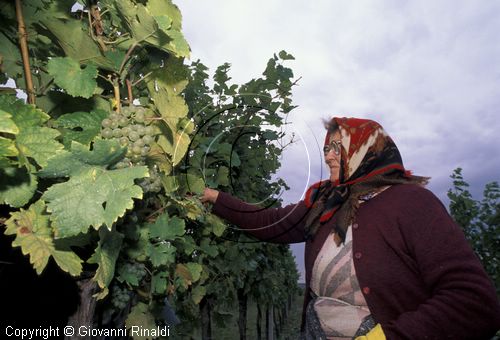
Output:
[118, 261, 147, 287]
[4, 200, 82, 276]
[0, 109, 19, 134]
[0, 95, 63, 168]
[0, 0, 300, 336]
[448, 168, 479, 232]
[0, 167, 38, 208]
[47, 57, 98, 98]
[149, 213, 186, 240]
[448, 168, 500, 294]
[39, 140, 148, 238]
[171, 54, 299, 337]
[55, 110, 108, 147]
[126, 302, 156, 339]
[88, 228, 124, 299]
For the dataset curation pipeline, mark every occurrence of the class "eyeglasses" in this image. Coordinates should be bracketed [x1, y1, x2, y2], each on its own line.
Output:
[323, 140, 342, 155]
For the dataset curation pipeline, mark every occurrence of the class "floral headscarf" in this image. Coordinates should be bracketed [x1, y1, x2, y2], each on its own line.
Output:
[303, 117, 428, 244]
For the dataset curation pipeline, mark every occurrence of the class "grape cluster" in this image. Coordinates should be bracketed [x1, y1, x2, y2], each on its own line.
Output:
[139, 164, 162, 193]
[123, 261, 147, 284]
[101, 106, 156, 162]
[101, 106, 162, 192]
[111, 285, 130, 310]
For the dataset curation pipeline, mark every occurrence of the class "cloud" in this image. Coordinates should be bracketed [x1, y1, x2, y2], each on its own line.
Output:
[176, 0, 500, 282]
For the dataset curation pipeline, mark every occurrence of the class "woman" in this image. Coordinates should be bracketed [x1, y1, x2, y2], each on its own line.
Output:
[200, 117, 500, 339]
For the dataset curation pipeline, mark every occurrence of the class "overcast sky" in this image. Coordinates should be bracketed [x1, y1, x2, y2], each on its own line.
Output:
[175, 0, 500, 281]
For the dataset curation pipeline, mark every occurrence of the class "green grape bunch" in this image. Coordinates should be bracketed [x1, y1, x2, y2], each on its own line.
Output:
[124, 261, 147, 283]
[111, 284, 131, 310]
[139, 164, 162, 193]
[100, 106, 162, 192]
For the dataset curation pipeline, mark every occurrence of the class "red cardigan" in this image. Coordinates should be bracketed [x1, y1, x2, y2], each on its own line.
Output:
[212, 184, 500, 339]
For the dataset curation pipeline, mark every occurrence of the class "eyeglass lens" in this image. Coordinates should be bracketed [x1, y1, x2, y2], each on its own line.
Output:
[323, 141, 340, 155]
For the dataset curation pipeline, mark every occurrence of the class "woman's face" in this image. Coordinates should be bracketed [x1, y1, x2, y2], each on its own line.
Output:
[324, 130, 342, 182]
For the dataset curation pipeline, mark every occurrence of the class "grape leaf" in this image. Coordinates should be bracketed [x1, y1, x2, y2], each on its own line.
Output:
[39, 140, 148, 238]
[38, 139, 127, 178]
[216, 166, 230, 186]
[126, 302, 156, 340]
[56, 110, 108, 147]
[148, 0, 183, 30]
[161, 175, 179, 193]
[206, 213, 227, 237]
[151, 271, 168, 295]
[185, 262, 202, 282]
[146, 57, 189, 132]
[200, 238, 218, 258]
[161, 173, 203, 196]
[88, 228, 124, 299]
[16, 126, 64, 167]
[4, 200, 82, 276]
[0, 95, 64, 167]
[115, 0, 190, 58]
[40, 17, 114, 69]
[0, 109, 19, 163]
[47, 57, 98, 98]
[115, 1, 158, 43]
[0, 33, 23, 80]
[0, 109, 19, 135]
[147, 143, 173, 175]
[147, 242, 176, 267]
[149, 213, 185, 240]
[153, 15, 172, 32]
[157, 131, 190, 166]
[179, 197, 205, 220]
[175, 263, 192, 288]
[159, 95, 189, 128]
[0, 137, 17, 165]
[216, 142, 241, 167]
[103, 49, 127, 73]
[278, 50, 295, 60]
[191, 285, 206, 305]
[163, 29, 190, 58]
[179, 235, 196, 256]
[0, 95, 49, 128]
[186, 173, 205, 195]
[0, 167, 38, 207]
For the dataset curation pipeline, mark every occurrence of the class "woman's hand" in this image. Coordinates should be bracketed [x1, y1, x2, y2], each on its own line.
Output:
[200, 188, 219, 204]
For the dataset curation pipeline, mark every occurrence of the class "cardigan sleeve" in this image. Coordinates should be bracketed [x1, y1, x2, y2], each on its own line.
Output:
[381, 187, 500, 339]
[211, 191, 308, 243]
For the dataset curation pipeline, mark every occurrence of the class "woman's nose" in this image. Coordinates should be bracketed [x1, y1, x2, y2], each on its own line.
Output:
[325, 150, 338, 161]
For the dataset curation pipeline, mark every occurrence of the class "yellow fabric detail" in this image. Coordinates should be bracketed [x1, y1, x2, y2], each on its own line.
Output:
[355, 323, 386, 340]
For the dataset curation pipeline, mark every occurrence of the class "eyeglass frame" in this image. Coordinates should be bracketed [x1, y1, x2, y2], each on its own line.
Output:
[323, 140, 342, 155]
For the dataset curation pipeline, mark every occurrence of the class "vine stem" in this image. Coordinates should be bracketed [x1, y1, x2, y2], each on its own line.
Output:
[113, 77, 121, 113]
[118, 42, 138, 76]
[15, 0, 35, 104]
[89, 4, 104, 36]
[131, 71, 152, 86]
[126, 78, 133, 105]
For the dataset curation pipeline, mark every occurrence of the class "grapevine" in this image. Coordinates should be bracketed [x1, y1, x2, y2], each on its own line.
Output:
[0, 0, 301, 338]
